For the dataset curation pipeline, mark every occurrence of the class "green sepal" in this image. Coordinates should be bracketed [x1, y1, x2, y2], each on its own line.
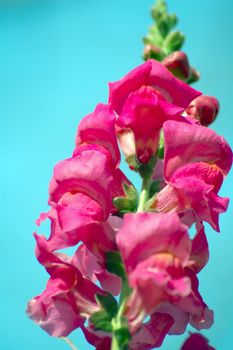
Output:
[163, 31, 185, 54]
[186, 67, 200, 84]
[138, 155, 157, 180]
[89, 310, 113, 333]
[105, 251, 126, 278]
[113, 183, 138, 213]
[125, 154, 139, 170]
[157, 131, 164, 159]
[114, 326, 132, 349]
[95, 293, 118, 318]
[149, 180, 161, 198]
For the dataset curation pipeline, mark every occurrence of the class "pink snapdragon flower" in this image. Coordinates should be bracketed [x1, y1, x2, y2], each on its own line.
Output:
[26, 234, 102, 337]
[109, 59, 201, 163]
[116, 85, 184, 163]
[117, 213, 213, 333]
[37, 144, 129, 261]
[152, 120, 232, 231]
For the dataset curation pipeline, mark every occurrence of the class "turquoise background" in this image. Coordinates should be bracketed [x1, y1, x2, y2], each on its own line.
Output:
[1, 0, 233, 349]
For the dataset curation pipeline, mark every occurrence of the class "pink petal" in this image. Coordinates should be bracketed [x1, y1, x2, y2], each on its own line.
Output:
[130, 312, 173, 349]
[188, 222, 209, 273]
[117, 212, 190, 273]
[49, 146, 115, 215]
[154, 176, 229, 231]
[155, 303, 189, 335]
[116, 86, 183, 163]
[163, 120, 232, 180]
[109, 60, 201, 114]
[76, 103, 120, 167]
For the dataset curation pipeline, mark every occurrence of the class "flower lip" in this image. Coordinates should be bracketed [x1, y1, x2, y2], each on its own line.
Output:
[109, 59, 201, 114]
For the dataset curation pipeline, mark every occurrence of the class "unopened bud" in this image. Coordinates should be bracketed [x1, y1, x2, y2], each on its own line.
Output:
[161, 51, 190, 80]
[143, 44, 164, 61]
[186, 95, 220, 126]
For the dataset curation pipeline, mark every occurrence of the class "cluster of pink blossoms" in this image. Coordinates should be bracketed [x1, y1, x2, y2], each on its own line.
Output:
[27, 58, 232, 349]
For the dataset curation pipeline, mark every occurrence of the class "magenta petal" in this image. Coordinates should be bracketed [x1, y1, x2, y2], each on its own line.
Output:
[155, 176, 229, 232]
[116, 85, 184, 162]
[188, 222, 209, 273]
[163, 120, 233, 180]
[117, 212, 190, 272]
[81, 325, 111, 350]
[27, 235, 102, 337]
[130, 312, 174, 350]
[76, 103, 120, 167]
[109, 60, 201, 114]
[74, 244, 121, 295]
[181, 333, 216, 350]
[26, 289, 85, 337]
[49, 147, 115, 215]
[155, 303, 189, 335]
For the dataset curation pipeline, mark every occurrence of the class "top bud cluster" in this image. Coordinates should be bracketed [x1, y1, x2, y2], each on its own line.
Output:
[27, 1, 232, 350]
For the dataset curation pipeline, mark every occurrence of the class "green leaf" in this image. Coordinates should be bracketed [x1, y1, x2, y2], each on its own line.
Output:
[95, 293, 118, 318]
[105, 251, 126, 278]
[89, 310, 113, 333]
[163, 31, 185, 54]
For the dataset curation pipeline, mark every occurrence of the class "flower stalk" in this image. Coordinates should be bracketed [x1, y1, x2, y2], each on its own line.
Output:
[26, 2, 231, 350]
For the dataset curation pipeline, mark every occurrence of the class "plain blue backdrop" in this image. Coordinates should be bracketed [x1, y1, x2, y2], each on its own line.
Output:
[1, 0, 233, 349]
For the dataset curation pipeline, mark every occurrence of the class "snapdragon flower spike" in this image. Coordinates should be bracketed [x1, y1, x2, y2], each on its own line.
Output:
[117, 213, 213, 333]
[152, 120, 232, 231]
[26, 234, 102, 337]
[109, 59, 201, 164]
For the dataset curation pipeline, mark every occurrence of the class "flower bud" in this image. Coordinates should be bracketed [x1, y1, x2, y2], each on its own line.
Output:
[186, 95, 220, 126]
[143, 44, 164, 61]
[161, 51, 190, 80]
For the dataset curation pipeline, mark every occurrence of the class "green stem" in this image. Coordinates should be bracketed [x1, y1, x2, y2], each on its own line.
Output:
[111, 300, 128, 350]
[137, 178, 151, 213]
[111, 333, 120, 350]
